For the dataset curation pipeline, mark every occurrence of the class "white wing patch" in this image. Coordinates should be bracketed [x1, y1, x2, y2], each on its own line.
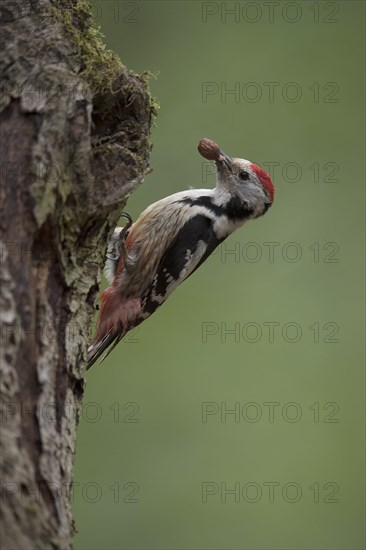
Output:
[179, 242, 206, 280]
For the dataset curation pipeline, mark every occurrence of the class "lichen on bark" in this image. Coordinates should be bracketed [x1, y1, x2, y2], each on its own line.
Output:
[0, 1, 155, 547]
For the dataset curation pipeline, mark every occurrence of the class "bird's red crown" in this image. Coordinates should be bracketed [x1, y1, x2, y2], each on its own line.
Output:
[250, 163, 275, 203]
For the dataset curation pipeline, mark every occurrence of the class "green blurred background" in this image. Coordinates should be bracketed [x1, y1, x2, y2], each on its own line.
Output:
[73, 2, 365, 548]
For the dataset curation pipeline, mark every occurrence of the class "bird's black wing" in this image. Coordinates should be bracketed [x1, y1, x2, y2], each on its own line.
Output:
[141, 214, 224, 317]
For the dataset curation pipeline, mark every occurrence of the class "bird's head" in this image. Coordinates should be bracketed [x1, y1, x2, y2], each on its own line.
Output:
[217, 151, 275, 205]
[198, 138, 275, 218]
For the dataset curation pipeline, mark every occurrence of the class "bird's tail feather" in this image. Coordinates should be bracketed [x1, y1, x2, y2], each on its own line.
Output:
[87, 331, 124, 370]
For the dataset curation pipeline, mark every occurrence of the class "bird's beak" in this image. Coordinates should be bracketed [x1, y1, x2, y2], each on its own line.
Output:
[216, 150, 233, 173]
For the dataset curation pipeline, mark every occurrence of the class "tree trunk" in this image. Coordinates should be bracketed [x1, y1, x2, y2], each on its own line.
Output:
[0, 1, 155, 547]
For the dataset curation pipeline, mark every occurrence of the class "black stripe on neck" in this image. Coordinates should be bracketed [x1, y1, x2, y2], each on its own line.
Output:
[178, 195, 253, 221]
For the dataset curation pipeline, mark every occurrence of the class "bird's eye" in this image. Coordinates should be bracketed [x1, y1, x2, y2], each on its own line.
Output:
[238, 170, 249, 181]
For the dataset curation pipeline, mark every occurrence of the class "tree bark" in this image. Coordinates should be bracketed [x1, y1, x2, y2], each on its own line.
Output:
[0, 1, 154, 547]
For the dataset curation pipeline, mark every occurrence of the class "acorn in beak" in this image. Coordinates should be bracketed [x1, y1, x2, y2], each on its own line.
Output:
[197, 138, 232, 173]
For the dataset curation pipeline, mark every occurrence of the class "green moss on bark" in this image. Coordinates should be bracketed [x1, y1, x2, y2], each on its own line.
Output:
[50, 0, 158, 118]
[50, 0, 124, 95]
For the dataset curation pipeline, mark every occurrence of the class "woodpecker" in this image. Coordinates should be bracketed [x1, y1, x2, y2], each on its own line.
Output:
[87, 139, 275, 369]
